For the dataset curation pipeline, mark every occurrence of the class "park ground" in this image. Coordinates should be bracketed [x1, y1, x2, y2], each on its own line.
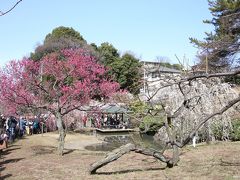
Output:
[0, 132, 240, 180]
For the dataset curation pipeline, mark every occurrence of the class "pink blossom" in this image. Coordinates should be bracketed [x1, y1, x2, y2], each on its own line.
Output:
[0, 48, 120, 116]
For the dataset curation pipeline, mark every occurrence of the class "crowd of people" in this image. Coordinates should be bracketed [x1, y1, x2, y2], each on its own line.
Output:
[91, 114, 130, 129]
[0, 115, 45, 150]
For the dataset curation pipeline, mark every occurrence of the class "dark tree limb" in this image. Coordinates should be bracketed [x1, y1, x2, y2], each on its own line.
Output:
[89, 143, 171, 174]
[0, 0, 22, 16]
[134, 147, 171, 166]
[89, 143, 136, 174]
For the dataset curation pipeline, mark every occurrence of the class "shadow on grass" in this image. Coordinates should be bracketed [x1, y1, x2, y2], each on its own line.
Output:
[2, 147, 21, 154]
[31, 145, 56, 155]
[0, 146, 21, 158]
[0, 142, 23, 179]
[63, 149, 75, 155]
[7, 144, 21, 147]
[220, 159, 240, 166]
[0, 166, 6, 172]
[95, 167, 166, 175]
[0, 174, 12, 179]
[0, 158, 25, 166]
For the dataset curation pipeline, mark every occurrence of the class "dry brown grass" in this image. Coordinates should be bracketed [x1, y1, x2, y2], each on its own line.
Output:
[1, 133, 240, 180]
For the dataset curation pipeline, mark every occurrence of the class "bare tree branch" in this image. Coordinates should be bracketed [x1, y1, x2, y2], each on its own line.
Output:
[0, 0, 22, 16]
[175, 95, 240, 148]
[147, 70, 240, 101]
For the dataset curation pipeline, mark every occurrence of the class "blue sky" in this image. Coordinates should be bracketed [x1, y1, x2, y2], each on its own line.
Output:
[0, 0, 213, 67]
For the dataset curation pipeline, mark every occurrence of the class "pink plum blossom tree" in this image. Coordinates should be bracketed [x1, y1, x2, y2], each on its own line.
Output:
[0, 49, 120, 155]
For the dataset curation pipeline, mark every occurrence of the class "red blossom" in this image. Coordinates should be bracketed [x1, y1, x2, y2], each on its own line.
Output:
[0, 49, 120, 115]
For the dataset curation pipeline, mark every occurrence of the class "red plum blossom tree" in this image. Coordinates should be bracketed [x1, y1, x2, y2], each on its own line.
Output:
[0, 49, 120, 155]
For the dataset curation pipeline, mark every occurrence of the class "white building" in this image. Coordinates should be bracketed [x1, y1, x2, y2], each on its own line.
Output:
[140, 61, 182, 100]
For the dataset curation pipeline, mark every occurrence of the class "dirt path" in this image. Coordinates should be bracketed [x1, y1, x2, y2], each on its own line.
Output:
[1, 133, 240, 179]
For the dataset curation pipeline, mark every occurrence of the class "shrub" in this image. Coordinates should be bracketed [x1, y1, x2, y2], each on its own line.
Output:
[139, 115, 164, 135]
[230, 119, 240, 141]
[211, 123, 224, 141]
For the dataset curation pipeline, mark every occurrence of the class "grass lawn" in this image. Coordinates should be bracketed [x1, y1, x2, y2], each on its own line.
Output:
[1, 132, 240, 180]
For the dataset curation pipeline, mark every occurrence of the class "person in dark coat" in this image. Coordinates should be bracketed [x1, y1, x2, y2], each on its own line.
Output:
[8, 116, 18, 142]
[33, 116, 40, 134]
[19, 116, 26, 137]
[0, 114, 6, 134]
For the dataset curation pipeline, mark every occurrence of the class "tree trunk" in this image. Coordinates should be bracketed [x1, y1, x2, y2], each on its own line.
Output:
[166, 145, 179, 168]
[89, 143, 136, 174]
[163, 116, 180, 168]
[56, 111, 66, 156]
[89, 143, 172, 174]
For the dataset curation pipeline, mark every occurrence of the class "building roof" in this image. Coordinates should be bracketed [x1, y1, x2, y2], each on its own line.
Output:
[141, 61, 182, 74]
[100, 104, 130, 114]
[147, 66, 182, 74]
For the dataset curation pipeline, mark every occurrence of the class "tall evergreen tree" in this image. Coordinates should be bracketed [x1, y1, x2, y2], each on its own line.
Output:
[190, 0, 240, 72]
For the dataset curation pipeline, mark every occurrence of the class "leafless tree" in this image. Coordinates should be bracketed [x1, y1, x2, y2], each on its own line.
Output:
[89, 70, 240, 174]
